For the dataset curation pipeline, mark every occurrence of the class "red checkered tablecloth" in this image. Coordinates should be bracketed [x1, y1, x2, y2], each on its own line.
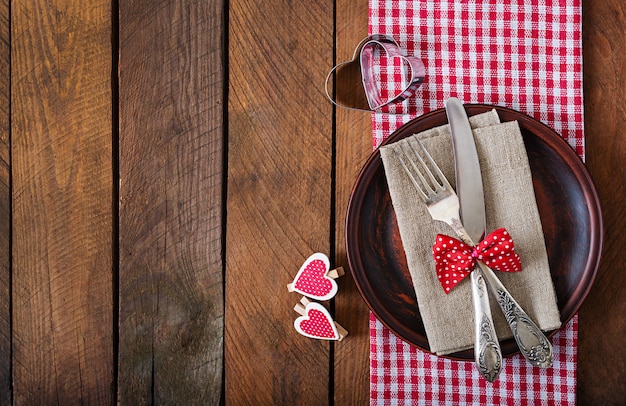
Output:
[368, 0, 582, 404]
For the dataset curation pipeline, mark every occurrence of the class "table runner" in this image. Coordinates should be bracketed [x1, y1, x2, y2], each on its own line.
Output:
[368, 0, 582, 404]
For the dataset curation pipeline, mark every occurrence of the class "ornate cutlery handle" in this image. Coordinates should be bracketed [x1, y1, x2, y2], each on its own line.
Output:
[452, 225, 502, 381]
[478, 262, 553, 369]
[471, 270, 502, 382]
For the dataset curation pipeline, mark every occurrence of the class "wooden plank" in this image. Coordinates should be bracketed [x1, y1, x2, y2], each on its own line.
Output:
[578, 0, 626, 402]
[118, 0, 224, 403]
[225, 0, 334, 404]
[11, 0, 113, 403]
[333, 0, 373, 404]
[0, 0, 9, 402]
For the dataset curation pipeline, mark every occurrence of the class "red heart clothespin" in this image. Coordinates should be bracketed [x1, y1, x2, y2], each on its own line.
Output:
[293, 297, 347, 341]
[287, 253, 344, 301]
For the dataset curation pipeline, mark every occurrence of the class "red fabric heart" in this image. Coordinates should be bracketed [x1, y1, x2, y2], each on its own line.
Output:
[291, 253, 337, 301]
[433, 228, 522, 294]
[294, 302, 339, 340]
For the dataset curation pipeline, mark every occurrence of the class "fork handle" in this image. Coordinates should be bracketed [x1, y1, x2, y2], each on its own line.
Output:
[471, 269, 502, 382]
[478, 262, 553, 368]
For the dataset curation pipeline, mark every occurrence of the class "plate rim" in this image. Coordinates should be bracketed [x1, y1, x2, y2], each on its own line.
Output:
[345, 104, 603, 359]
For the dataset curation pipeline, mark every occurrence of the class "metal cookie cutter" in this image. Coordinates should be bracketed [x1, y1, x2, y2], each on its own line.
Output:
[325, 35, 425, 112]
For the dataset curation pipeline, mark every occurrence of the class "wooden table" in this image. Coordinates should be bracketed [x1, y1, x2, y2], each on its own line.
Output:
[0, 0, 623, 404]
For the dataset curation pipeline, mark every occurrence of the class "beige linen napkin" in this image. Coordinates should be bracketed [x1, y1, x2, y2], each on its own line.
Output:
[380, 110, 561, 355]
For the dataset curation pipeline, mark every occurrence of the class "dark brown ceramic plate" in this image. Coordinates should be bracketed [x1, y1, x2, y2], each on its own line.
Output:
[346, 105, 603, 360]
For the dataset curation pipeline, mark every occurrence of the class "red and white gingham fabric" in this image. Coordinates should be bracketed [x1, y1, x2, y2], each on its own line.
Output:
[371, 314, 577, 404]
[368, 0, 583, 404]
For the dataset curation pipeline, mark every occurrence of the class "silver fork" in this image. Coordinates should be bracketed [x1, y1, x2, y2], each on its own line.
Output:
[393, 138, 553, 374]
[392, 138, 502, 381]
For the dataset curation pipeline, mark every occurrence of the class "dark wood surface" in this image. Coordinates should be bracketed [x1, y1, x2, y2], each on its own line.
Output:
[225, 0, 334, 404]
[118, 0, 223, 403]
[0, 0, 9, 403]
[0, 0, 622, 404]
[11, 1, 113, 403]
[579, 0, 626, 404]
[333, 2, 372, 405]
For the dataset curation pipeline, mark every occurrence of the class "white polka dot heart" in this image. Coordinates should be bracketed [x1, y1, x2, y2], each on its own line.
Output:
[293, 299, 342, 341]
[287, 252, 343, 301]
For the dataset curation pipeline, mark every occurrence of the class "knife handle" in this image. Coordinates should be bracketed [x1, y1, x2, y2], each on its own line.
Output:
[470, 269, 502, 382]
[478, 262, 553, 369]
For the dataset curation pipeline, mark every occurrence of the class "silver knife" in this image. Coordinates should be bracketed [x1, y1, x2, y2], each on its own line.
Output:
[445, 98, 502, 382]
[445, 97, 553, 369]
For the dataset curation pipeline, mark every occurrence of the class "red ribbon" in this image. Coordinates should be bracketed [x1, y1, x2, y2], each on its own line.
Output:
[432, 228, 522, 294]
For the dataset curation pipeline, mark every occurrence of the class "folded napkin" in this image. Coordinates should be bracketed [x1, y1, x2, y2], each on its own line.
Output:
[379, 110, 561, 355]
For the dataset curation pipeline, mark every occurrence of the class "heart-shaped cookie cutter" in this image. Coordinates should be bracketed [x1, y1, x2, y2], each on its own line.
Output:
[325, 35, 425, 112]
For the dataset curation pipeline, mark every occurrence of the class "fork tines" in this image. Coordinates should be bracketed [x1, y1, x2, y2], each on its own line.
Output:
[392, 137, 453, 202]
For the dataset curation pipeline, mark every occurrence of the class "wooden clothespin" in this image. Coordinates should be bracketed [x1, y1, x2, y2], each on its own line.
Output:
[287, 252, 345, 301]
[293, 297, 348, 341]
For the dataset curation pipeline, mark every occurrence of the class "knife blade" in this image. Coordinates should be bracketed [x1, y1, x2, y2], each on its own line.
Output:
[445, 98, 553, 369]
[445, 98, 502, 382]
[445, 98, 486, 243]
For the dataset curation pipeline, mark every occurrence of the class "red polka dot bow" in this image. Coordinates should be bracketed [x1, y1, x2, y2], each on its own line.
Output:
[433, 228, 522, 294]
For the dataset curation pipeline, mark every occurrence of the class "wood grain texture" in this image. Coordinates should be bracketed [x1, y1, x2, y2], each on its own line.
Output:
[118, 0, 224, 403]
[0, 0, 9, 403]
[225, 0, 333, 404]
[333, 0, 372, 404]
[579, 0, 626, 403]
[11, 0, 113, 403]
